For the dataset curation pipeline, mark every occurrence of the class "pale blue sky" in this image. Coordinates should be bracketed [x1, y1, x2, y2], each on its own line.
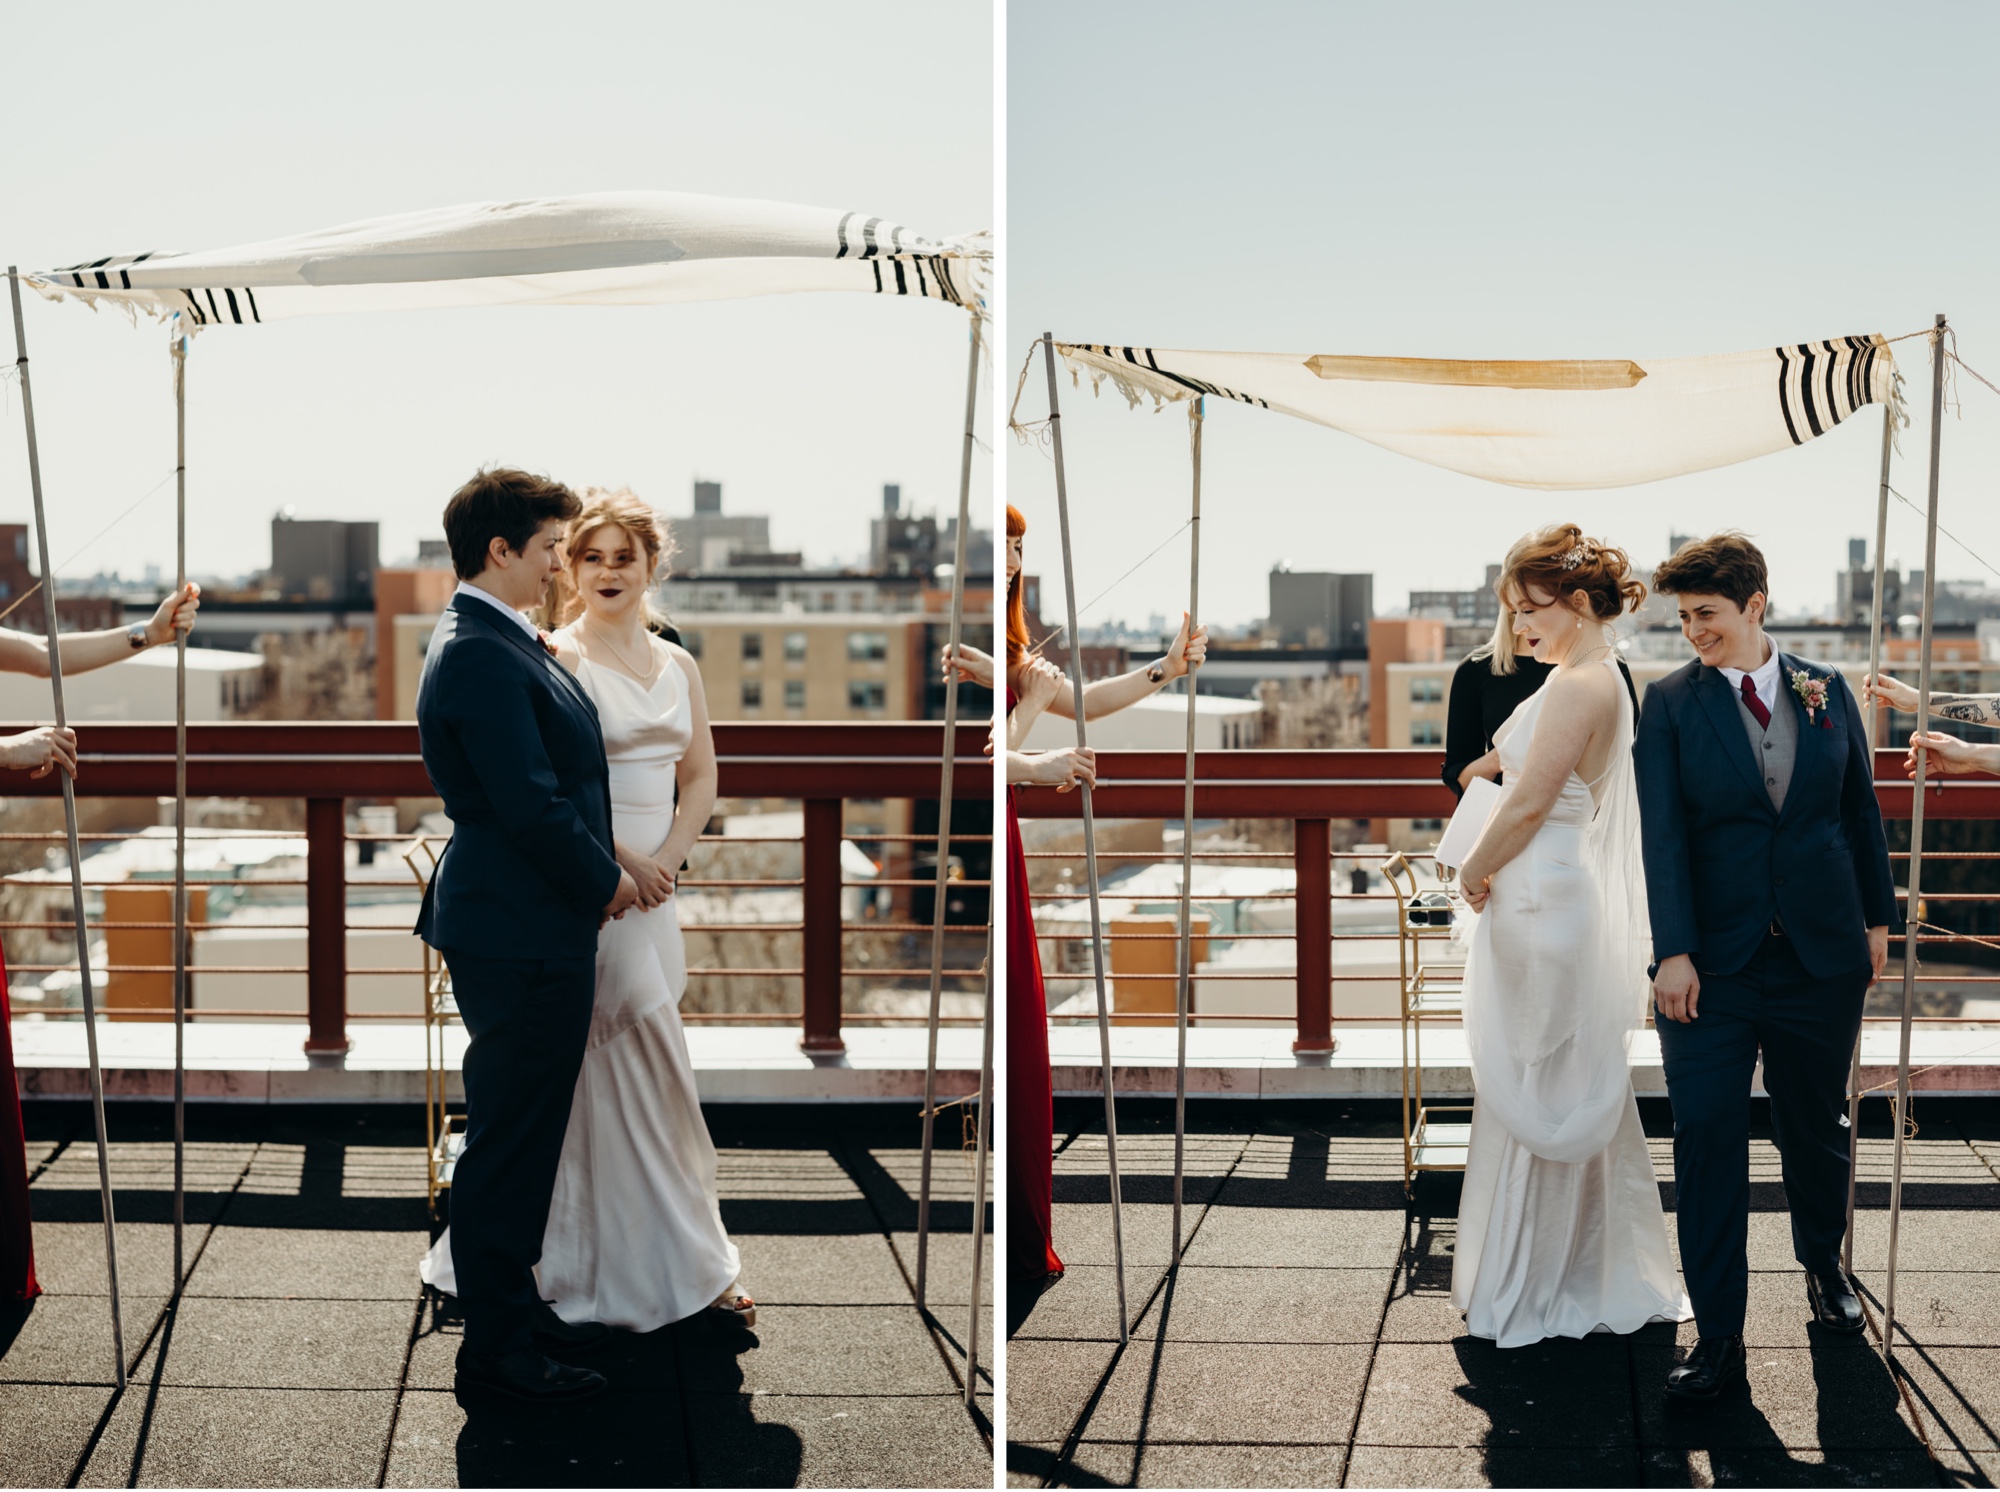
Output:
[2, 1, 991, 584]
[1008, 1, 2000, 629]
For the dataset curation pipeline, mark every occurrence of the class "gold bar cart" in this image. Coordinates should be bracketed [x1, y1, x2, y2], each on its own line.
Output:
[1382, 852, 1471, 1195]
[402, 835, 465, 1221]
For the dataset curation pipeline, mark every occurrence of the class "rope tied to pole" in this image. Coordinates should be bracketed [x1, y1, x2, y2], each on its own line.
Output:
[0, 467, 179, 629]
[1008, 336, 1054, 449]
[1019, 518, 1194, 666]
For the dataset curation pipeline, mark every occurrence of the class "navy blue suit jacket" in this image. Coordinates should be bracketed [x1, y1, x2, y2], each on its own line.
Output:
[414, 594, 622, 960]
[1634, 654, 1898, 981]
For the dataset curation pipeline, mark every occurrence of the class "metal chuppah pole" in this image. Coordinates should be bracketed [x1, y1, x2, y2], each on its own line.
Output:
[1884, 315, 1946, 1358]
[915, 313, 984, 1314]
[7, 268, 127, 1387]
[1846, 399, 1895, 1280]
[1041, 333, 1129, 1342]
[965, 920, 994, 1408]
[1171, 398, 1203, 1268]
[171, 332, 188, 1299]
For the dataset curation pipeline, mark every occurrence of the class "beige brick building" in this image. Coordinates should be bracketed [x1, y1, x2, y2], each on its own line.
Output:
[677, 613, 916, 722]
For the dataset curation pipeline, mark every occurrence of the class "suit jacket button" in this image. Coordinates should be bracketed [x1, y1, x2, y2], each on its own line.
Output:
[1776, 877, 1786, 886]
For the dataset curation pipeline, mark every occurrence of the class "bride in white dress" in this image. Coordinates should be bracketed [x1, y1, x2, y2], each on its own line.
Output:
[1450, 525, 1689, 1348]
[424, 489, 754, 1332]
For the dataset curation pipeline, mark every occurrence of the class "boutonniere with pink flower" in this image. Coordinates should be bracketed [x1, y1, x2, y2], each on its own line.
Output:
[537, 628, 560, 658]
[1788, 667, 1834, 729]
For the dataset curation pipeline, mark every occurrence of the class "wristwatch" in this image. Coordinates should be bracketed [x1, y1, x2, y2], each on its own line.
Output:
[126, 624, 148, 650]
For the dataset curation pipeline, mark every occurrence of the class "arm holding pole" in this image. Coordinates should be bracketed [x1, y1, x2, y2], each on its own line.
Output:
[1039, 612, 1207, 722]
[0, 585, 198, 677]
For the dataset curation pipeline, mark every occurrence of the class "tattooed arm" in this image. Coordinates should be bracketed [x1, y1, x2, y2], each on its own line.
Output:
[1933, 696, 2000, 727]
[1863, 674, 2000, 729]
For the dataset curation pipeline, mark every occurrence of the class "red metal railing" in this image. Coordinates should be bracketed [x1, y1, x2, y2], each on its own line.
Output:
[1014, 748, 2000, 1053]
[0, 721, 989, 1056]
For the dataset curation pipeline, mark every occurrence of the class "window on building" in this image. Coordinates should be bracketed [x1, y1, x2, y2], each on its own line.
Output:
[680, 630, 702, 658]
[1410, 720, 1442, 746]
[784, 631, 808, 662]
[820, 591, 836, 612]
[847, 631, 888, 662]
[741, 679, 763, 710]
[1409, 676, 1443, 703]
[784, 679, 806, 711]
[1411, 818, 1445, 833]
[848, 681, 887, 713]
[741, 632, 762, 661]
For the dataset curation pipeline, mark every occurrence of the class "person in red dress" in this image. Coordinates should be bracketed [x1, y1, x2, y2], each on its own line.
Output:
[0, 584, 202, 1305]
[947, 508, 1205, 1284]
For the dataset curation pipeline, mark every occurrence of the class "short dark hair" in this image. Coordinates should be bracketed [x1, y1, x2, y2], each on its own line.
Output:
[1650, 531, 1769, 611]
[442, 468, 582, 580]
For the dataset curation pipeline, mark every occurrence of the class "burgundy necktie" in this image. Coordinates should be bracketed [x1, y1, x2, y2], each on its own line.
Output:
[1740, 674, 1771, 729]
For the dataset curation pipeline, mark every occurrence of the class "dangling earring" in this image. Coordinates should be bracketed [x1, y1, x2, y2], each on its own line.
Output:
[1576, 617, 1583, 630]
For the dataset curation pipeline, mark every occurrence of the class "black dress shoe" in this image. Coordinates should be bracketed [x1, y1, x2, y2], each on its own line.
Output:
[455, 1346, 607, 1404]
[1807, 1270, 1867, 1335]
[1665, 1334, 1745, 1404]
[531, 1300, 610, 1350]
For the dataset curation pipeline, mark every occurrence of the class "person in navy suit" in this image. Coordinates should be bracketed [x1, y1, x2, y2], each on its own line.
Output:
[1635, 533, 1896, 1406]
[415, 468, 639, 1404]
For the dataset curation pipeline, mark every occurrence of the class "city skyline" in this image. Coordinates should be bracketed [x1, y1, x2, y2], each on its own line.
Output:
[1025, 525, 1992, 639]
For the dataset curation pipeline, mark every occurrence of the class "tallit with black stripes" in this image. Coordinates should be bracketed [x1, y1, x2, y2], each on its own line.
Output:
[24, 192, 988, 329]
[1056, 336, 1902, 491]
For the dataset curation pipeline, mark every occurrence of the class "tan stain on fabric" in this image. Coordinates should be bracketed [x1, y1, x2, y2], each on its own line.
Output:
[1303, 355, 1648, 390]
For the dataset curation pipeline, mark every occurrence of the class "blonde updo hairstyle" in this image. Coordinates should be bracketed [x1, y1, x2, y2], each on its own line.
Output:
[543, 487, 677, 633]
[1496, 523, 1646, 624]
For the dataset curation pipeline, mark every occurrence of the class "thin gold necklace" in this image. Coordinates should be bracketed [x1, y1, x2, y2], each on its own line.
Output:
[581, 617, 659, 683]
[1556, 641, 1614, 675]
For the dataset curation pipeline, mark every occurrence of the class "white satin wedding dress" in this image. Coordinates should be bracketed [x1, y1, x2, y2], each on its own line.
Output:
[422, 641, 742, 1330]
[1449, 649, 1689, 1347]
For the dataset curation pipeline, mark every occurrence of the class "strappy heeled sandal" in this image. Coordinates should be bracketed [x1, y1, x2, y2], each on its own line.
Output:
[709, 1287, 757, 1328]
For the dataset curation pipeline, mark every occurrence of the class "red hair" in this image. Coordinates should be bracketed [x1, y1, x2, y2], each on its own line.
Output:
[1497, 522, 1646, 622]
[1006, 504, 1029, 671]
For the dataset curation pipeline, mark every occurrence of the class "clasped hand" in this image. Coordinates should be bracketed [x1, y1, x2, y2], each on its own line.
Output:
[146, 582, 201, 646]
[603, 843, 674, 926]
[1166, 612, 1209, 677]
[615, 844, 677, 911]
[2, 725, 77, 780]
[1018, 656, 1063, 711]
[940, 643, 995, 689]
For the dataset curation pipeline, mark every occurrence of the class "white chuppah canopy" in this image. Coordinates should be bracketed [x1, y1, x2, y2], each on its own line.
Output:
[9, 185, 992, 1398]
[1057, 335, 1898, 489]
[1035, 318, 1946, 1370]
[24, 190, 989, 326]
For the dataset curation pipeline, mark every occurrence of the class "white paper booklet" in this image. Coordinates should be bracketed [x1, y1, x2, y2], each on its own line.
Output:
[1434, 775, 1509, 872]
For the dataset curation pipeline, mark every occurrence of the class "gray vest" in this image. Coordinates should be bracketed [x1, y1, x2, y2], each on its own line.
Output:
[1737, 668, 1798, 813]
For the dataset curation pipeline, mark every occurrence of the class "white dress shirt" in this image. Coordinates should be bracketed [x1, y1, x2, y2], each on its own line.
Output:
[1718, 633, 1782, 717]
[453, 580, 539, 639]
